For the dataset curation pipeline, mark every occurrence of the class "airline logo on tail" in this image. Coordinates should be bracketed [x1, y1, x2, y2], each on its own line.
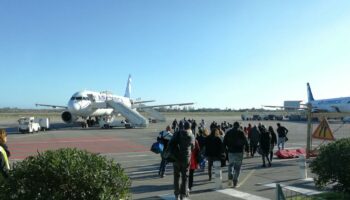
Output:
[306, 83, 314, 102]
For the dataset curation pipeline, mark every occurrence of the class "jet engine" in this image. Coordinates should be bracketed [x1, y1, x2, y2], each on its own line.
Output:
[61, 111, 78, 124]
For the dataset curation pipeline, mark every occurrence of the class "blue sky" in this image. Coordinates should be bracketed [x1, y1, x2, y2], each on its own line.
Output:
[1, 0, 349, 109]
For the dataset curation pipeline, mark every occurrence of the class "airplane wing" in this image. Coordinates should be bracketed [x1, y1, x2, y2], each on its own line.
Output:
[132, 100, 156, 104]
[35, 103, 68, 109]
[263, 105, 306, 110]
[135, 102, 194, 109]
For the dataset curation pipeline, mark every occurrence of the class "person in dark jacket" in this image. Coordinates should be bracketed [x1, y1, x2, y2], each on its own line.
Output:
[224, 122, 249, 187]
[171, 121, 195, 200]
[248, 125, 260, 157]
[268, 126, 277, 162]
[277, 123, 289, 150]
[205, 128, 225, 181]
[196, 128, 208, 170]
[191, 120, 197, 135]
[259, 125, 271, 167]
[0, 129, 10, 179]
[172, 119, 178, 132]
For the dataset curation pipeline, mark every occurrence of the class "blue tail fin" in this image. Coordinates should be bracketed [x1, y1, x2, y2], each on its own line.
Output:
[307, 82, 315, 102]
[124, 74, 131, 98]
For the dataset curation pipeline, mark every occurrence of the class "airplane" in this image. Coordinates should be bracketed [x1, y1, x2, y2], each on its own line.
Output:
[36, 75, 194, 127]
[263, 83, 350, 122]
[307, 82, 350, 113]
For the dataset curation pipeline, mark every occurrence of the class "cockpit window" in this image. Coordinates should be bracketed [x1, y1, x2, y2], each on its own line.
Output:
[71, 96, 89, 101]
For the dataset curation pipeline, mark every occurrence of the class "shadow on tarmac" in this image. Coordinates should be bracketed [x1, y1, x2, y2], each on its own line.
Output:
[132, 184, 173, 194]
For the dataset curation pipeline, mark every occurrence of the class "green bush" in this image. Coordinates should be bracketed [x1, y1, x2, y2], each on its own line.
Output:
[0, 148, 131, 200]
[310, 138, 350, 193]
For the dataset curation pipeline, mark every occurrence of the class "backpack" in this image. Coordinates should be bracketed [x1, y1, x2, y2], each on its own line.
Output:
[163, 132, 180, 162]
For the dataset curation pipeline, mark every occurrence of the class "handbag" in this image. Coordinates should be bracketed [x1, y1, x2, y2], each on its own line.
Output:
[257, 146, 263, 155]
[163, 147, 177, 162]
[150, 141, 164, 154]
[196, 152, 205, 163]
[285, 136, 289, 142]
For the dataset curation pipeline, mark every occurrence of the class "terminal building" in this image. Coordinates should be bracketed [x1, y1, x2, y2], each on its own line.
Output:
[284, 100, 303, 111]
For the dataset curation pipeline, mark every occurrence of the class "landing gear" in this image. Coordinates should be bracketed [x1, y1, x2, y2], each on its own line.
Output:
[86, 119, 95, 127]
[81, 122, 88, 128]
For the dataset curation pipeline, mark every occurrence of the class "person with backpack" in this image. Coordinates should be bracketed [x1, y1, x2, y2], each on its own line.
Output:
[158, 125, 173, 178]
[224, 122, 249, 188]
[277, 123, 289, 150]
[169, 121, 195, 200]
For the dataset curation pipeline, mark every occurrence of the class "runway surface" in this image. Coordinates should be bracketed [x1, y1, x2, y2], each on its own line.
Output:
[2, 114, 349, 199]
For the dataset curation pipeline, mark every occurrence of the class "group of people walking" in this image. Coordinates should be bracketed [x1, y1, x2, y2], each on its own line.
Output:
[156, 118, 289, 200]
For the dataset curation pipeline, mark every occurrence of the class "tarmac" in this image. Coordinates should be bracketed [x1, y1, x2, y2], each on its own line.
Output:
[2, 114, 348, 199]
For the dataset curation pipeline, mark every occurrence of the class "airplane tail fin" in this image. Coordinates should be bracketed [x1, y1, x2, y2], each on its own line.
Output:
[124, 74, 131, 98]
[307, 82, 315, 102]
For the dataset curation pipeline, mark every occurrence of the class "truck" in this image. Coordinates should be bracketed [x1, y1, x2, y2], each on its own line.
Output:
[241, 114, 252, 121]
[98, 116, 132, 129]
[35, 118, 50, 131]
[18, 117, 41, 133]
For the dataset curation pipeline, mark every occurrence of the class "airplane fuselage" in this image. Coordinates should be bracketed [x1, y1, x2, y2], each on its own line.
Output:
[310, 97, 350, 113]
[63, 90, 132, 123]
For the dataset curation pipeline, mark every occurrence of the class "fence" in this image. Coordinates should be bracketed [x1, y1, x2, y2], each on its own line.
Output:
[276, 184, 314, 200]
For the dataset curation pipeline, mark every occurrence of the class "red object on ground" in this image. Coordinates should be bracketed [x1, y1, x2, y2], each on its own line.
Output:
[275, 148, 306, 159]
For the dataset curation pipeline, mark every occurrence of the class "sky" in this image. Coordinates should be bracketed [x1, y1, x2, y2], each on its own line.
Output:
[1, 0, 350, 109]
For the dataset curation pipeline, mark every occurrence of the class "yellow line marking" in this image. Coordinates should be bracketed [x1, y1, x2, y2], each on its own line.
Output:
[237, 169, 255, 188]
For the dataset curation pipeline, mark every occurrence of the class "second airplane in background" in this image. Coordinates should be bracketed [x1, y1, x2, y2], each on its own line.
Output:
[307, 82, 350, 113]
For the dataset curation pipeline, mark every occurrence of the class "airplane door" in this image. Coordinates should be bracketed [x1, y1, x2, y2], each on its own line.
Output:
[87, 94, 95, 102]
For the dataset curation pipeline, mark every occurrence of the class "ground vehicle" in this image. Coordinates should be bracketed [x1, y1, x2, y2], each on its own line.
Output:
[18, 117, 41, 133]
[241, 114, 252, 121]
[98, 116, 132, 129]
[252, 115, 262, 121]
[35, 118, 50, 131]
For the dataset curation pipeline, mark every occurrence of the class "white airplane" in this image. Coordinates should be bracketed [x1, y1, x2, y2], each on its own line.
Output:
[263, 83, 350, 113]
[307, 82, 350, 113]
[36, 75, 194, 127]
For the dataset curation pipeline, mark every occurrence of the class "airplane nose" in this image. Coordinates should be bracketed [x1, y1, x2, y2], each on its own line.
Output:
[72, 102, 81, 111]
[68, 100, 81, 112]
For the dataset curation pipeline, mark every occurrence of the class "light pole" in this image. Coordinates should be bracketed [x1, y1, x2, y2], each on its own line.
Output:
[306, 103, 312, 159]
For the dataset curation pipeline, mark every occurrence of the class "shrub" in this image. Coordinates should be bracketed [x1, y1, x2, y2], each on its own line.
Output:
[309, 138, 350, 193]
[0, 148, 131, 200]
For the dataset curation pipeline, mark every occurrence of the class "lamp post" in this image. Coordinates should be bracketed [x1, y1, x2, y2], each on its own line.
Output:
[306, 103, 312, 159]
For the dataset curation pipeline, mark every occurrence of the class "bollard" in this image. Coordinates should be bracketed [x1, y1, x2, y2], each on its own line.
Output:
[298, 154, 307, 179]
[213, 161, 223, 189]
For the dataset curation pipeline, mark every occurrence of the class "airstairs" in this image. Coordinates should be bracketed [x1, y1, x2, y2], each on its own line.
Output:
[106, 100, 149, 128]
[143, 108, 166, 122]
